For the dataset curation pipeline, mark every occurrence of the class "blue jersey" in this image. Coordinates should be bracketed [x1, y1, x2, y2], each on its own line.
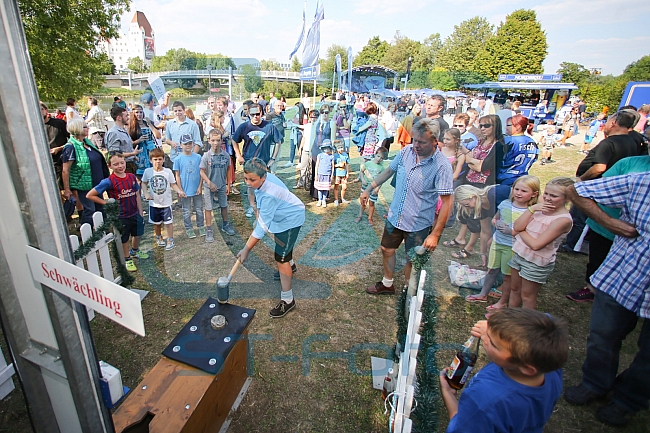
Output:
[498, 135, 539, 185]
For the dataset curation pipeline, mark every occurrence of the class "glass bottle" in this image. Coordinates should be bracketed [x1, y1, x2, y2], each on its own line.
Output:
[445, 335, 479, 390]
[382, 367, 395, 400]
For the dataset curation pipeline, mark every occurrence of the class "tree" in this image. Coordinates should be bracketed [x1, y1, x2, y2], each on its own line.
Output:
[428, 69, 457, 91]
[290, 56, 301, 72]
[320, 44, 349, 75]
[354, 36, 389, 66]
[436, 17, 494, 73]
[623, 55, 650, 81]
[557, 62, 590, 85]
[413, 33, 442, 71]
[381, 32, 422, 73]
[475, 10, 547, 80]
[260, 59, 281, 71]
[19, 0, 127, 100]
[242, 64, 262, 93]
[127, 57, 148, 74]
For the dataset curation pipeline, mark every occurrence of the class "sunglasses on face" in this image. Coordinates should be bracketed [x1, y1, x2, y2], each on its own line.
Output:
[249, 112, 261, 117]
[453, 124, 465, 127]
[478, 123, 493, 128]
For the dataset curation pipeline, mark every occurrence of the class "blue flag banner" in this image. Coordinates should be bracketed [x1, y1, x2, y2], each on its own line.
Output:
[336, 54, 342, 90]
[289, 2, 306, 61]
[347, 46, 353, 92]
[301, 0, 324, 80]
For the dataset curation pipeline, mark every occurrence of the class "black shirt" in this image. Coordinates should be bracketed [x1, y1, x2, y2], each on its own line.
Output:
[576, 134, 639, 178]
[45, 117, 69, 166]
[413, 115, 449, 140]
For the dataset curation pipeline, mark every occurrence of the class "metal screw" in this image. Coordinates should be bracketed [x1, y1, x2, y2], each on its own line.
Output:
[39, 348, 47, 355]
[209, 303, 216, 308]
[223, 337, 231, 343]
[190, 326, 197, 332]
[172, 346, 181, 352]
[209, 358, 216, 365]
[185, 404, 190, 410]
[241, 313, 248, 318]
[142, 386, 147, 390]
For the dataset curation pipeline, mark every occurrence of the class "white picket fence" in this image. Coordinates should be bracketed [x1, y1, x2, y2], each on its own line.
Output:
[387, 270, 427, 433]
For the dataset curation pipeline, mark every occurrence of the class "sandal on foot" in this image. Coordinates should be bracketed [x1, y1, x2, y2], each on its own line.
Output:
[486, 304, 504, 311]
[451, 248, 473, 259]
[443, 239, 466, 248]
[488, 288, 502, 299]
[465, 294, 488, 303]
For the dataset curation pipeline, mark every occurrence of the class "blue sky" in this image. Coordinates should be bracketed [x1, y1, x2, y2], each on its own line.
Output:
[122, 0, 648, 76]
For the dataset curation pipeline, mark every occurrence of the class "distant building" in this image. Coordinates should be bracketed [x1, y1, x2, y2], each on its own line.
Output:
[101, 11, 155, 72]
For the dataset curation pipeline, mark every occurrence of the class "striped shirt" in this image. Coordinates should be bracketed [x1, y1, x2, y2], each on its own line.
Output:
[388, 145, 454, 232]
[94, 173, 140, 218]
[575, 173, 650, 318]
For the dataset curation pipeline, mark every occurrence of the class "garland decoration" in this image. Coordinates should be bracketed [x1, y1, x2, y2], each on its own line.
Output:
[73, 199, 134, 286]
[392, 246, 438, 432]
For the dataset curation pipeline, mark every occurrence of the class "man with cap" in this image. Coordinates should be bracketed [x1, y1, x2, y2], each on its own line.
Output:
[140, 92, 156, 123]
[232, 103, 283, 217]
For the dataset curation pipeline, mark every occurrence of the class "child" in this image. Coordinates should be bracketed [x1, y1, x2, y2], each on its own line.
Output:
[509, 177, 574, 310]
[539, 121, 559, 165]
[237, 158, 306, 318]
[358, 103, 379, 160]
[332, 140, 350, 206]
[313, 139, 335, 207]
[200, 130, 235, 242]
[465, 176, 540, 305]
[173, 134, 205, 238]
[450, 185, 496, 269]
[581, 113, 605, 154]
[440, 308, 568, 433]
[439, 128, 466, 181]
[356, 146, 388, 224]
[141, 148, 186, 250]
[87, 154, 148, 272]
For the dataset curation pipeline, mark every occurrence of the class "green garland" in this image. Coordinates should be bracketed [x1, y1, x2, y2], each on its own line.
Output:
[72, 200, 134, 286]
[391, 247, 438, 432]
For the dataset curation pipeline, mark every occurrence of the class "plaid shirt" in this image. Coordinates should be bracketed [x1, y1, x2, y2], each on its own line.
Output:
[388, 145, 453, 232]
[575, 173, 650, 318]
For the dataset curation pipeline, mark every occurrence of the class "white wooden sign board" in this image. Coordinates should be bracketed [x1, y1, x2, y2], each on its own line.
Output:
[26, 246, 145, 336]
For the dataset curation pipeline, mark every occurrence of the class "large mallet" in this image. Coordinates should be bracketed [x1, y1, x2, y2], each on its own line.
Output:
[216, 258, 242, 304]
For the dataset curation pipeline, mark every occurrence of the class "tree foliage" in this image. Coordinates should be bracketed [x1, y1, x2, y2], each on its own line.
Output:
[413, 33, 442, 71]
[428, 69, 457, 91]
[623, 55, 650, 81]
[320, 44, 349, 74]
[260, 59, 281, 71]
[150, 49, 235, 72]
[354, 36, 389, 67]
[290, 56, 301, 72]
[381, 32, 422, 73]
[437, 17, 494, 73]
[557, 62, 590, 85]
[475, 9, 547, 80]
[20, 0, 127, 100]
[242, 64, 262, 93]
[127, 57, 148, 74]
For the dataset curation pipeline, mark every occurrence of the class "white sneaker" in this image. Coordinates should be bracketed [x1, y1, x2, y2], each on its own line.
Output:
[282, 162, 294, 168]
[342, 199, 350, 204]
[293, 183, 303, 189]
[334, 200, 339, 206]
[322, 201, 327, 208]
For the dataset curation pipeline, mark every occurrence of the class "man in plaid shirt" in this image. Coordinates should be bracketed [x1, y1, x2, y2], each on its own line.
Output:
[564, 172, 650, 427]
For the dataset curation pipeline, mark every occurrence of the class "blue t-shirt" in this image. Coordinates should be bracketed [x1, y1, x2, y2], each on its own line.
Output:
[232, 119, 282, 164]
[173, 152, 202, 197]
[498, 135, 539, 185]
[317, 152, 334, 175]
[334, 152, 349, 177]
[587, 119, 603, 137]
[447, 363, 562, 433]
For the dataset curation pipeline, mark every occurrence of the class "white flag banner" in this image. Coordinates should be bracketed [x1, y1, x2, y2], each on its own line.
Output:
[289, 2, 306, 60]
[148, 76, 167, 105]
[347, 46, 353, 92]
[336, 54, 342, 90]
[300, 0, 324, 80]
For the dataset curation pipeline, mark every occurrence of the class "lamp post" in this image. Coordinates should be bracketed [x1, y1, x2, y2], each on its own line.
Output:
[207, 63, 213, 95]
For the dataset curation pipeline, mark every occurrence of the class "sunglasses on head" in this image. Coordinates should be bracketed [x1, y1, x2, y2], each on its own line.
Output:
[478, 123, 493, 128]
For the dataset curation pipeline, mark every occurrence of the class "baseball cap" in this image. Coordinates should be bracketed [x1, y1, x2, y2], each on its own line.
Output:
[140, 93, 154, 104]
[180, 134, 193, 144]
[319, 139, 333, 150]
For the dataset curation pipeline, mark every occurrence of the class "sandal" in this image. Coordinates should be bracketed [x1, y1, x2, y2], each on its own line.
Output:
[486, 304, 504, 311]
[465, 294, 488, 303]
[488, 288, 502, 299]
[443, 239, 466, 248]
[451, 248, 473, 259]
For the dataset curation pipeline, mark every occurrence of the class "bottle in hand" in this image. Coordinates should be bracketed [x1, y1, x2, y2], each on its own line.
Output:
[445, 335, 479, 390]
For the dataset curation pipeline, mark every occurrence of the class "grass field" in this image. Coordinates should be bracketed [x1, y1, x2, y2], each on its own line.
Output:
[1, 125, 648, 433]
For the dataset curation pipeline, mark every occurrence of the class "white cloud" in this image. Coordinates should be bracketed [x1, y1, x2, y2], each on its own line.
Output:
[534, 0, 650, 28]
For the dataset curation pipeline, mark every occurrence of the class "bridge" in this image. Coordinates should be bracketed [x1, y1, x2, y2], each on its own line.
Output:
[104, 69, 308, 89]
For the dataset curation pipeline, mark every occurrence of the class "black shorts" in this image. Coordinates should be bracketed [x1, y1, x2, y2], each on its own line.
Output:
[150, 206, 173, 225]
[380, 221, 431, 254]
[120, 214, 145, 242]
[273, 226, 301, 263]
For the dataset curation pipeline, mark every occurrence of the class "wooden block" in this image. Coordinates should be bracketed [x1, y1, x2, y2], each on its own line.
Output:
[113, 328, 250, 433]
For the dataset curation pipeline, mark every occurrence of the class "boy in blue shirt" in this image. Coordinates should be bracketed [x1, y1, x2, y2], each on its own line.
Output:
[440, 309, 568, 433]
[173, 134, 205, 238]
[87, 153, 147, 272]
[580, 112, 605, 155]
[236, 158, 306, 318]
[332, 140, 350, 206]
[200, 130, 235, 242]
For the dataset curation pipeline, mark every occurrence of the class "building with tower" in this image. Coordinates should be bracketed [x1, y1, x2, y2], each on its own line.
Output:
[101, 11, 155, 72]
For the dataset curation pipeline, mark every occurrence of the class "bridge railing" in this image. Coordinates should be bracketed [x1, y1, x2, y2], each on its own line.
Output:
[110, 70, 302, 81]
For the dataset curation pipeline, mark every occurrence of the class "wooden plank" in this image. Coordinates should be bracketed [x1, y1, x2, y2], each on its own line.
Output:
[80, 223, 100, 276]
[69, 235, 83, 267]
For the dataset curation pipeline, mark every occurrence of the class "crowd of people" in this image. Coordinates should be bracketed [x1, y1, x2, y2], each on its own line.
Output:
[43, 87, 650, 430]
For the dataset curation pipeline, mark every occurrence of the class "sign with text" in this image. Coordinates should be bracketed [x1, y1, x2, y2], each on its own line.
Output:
[498, 74, 562, 82]
[148, 76, 167, 105]
[26, 246, 145, 336]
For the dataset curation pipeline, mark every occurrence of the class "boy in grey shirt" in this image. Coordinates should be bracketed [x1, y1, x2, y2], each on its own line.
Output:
[200, 129, 235, 241]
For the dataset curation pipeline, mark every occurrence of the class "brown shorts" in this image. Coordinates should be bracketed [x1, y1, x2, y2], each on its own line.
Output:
[333, 175, 347, 185]
[380, 221, 431, 253]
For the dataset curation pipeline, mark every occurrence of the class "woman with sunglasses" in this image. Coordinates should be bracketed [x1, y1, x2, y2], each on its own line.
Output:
[128, 104, 161, 179]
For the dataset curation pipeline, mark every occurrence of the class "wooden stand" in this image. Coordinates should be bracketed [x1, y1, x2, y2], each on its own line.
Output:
[112, 328, 250, 433]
